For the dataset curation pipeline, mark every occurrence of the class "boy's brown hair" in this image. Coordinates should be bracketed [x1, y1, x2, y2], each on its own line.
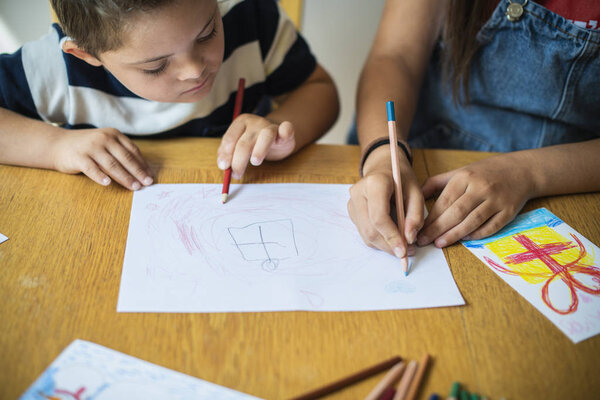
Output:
[50, 0, 170, 57]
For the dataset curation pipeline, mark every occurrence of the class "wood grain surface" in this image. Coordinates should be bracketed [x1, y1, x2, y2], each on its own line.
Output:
[1, 139, 598, 399]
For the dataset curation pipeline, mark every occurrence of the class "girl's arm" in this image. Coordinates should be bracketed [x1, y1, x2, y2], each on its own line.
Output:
[348, 0, 447, 257]
[419, 138, 600, 248]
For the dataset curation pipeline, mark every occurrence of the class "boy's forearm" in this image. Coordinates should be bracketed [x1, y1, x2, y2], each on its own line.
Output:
[266, 64, 339, 151]
[503, 138, 600, 197]
[0, 107, 63, 170]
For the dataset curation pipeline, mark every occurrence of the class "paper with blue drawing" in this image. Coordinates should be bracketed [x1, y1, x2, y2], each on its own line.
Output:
[117, 184, 464, 312]
[463, 208, 600, 343]
[19, 340, 259, 399]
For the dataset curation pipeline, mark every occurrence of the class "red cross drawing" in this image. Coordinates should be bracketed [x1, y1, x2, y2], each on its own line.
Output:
[484, 233, 600, 315]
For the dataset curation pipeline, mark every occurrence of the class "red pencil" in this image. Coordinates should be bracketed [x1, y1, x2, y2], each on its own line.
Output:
[222, 78, 245, 203]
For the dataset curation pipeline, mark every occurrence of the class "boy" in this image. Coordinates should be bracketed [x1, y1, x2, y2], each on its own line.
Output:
[0, 0, 339, 190]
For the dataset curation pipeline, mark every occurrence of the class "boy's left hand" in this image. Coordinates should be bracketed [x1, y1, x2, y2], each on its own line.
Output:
[217, 114, 295, 179]
[417, 155, 535, 248]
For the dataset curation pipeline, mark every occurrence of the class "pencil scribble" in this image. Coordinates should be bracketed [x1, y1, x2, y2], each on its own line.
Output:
[227, 219, 298, 272]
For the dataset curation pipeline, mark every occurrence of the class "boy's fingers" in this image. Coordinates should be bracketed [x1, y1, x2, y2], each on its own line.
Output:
[347, 195, 393, 255]
[79, 158, 111, 186]
[117, 136, 153, 177]
[250, 127, 277, 166]
[230, 130, 260, 179]
[218, 119, 246, 170]
[93, 151, 141, 191]
[108, 141, 153, 186]
[276, 121, 295, 143]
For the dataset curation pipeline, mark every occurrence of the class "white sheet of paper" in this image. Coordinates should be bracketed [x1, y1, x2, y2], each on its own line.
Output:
[118, 184, 464, 312]
[0, 232, 7, 244]
[463, 208, 600, 343]
[20, 339, 259, 400]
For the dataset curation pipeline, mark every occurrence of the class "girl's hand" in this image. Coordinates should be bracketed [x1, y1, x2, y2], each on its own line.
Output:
[217, 114, 296, 179]
[51, 128, 153, 190]
[418, 155, 535, 248]
[347, 146, 423, 258]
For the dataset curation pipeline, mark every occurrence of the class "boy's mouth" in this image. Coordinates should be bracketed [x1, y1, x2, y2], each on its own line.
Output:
[182, 76, 210, 95]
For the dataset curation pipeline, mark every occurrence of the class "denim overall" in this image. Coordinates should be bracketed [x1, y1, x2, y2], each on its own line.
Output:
[349, 0, 600, 151]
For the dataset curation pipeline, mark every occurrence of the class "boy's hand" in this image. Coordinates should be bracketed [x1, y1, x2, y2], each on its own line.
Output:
[347, 146, 423, 258]
[217, 114, 295, 179]
[418, 155, 535, 248]
[51, 128, 153, 190]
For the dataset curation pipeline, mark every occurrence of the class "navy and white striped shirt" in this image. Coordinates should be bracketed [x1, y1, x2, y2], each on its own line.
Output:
[0, 0, 316, 138]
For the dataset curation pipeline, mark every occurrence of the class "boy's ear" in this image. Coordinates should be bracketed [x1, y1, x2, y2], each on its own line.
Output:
[61, 40, 103, 67]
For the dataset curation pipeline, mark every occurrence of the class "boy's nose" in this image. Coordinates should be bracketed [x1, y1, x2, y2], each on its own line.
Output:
[176, 55, 205, 81]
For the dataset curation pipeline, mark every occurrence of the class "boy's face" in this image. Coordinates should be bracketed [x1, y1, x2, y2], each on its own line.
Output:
[97, 0, 224, 103]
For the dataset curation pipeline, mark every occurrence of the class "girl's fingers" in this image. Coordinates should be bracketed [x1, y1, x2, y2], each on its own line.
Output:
[93, 150, 141, 190]
[433, 202, 497, 247]
[79, 157, 112, 186]
[466, 209, 515, 241]
[217, 118, 246, 170]
[419, 191, 484, 246]
[107, 140, 153, 186]
[422, 170, 455, 199]
[403, 178, 425, 245]
[348, 194, 394, 255]
[365, 175, 407, 257]
[421, 176, 468, 231]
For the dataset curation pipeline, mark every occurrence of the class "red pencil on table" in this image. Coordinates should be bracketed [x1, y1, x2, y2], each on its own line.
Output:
[222, 78, 245, 204]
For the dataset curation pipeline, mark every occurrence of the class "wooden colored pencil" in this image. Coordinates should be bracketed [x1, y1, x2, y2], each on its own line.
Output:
[290, 356, 402, 400]
[364, 361, 406, 400]
[380, 387, 397, 400]
[393, 359, 418, 400]
[386, 101, 409, 275]
[405, 354, 431, 400]
[221, 77, 245, 204]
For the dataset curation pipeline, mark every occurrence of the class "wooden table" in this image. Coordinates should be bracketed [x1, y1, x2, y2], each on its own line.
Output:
[1, 138, 599, 399]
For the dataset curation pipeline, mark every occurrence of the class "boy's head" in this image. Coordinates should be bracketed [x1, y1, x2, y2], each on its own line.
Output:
[52, 0, 224, 103]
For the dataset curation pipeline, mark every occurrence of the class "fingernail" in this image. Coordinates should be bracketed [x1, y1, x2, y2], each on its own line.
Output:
[393, 247, 404, 258]
[232, 172, 241, 180]
[436, 238, 447, 248]
[417, 236, 429, 246]
[407, 245, 416, 256]
[250, 156, 261, 166]
[101, 177, 111, 186]
[143, 177, 153, 186]
[132, 182, 141, 190]
[217, 159, 227, 170]
[463, 235, 472, 241]
[408, 229, 418, 244]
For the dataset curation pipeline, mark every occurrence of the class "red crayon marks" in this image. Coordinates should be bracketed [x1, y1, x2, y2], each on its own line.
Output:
[485, 233, 600, 315]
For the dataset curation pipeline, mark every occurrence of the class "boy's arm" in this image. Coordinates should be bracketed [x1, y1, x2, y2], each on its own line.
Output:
[266, 63, 339, 153]
[0, 107, 153, 190]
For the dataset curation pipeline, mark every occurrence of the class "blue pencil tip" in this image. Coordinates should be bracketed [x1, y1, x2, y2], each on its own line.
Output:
[386, 101, 395, 121]
[404, 270, 408, 277]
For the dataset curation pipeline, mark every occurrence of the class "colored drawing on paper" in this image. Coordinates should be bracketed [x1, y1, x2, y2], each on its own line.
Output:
[463, 208, 600, 343]
[118, 184, 465, 313]
[483, 227, 599, 315]
[20, 340, 258, 400]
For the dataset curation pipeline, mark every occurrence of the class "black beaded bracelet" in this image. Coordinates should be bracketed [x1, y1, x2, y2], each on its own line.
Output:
[359, 138, 413, 177]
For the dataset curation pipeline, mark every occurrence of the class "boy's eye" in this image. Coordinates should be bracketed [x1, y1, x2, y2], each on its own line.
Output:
[143, 61, 169, 76]
[196, 26, 217, 43]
